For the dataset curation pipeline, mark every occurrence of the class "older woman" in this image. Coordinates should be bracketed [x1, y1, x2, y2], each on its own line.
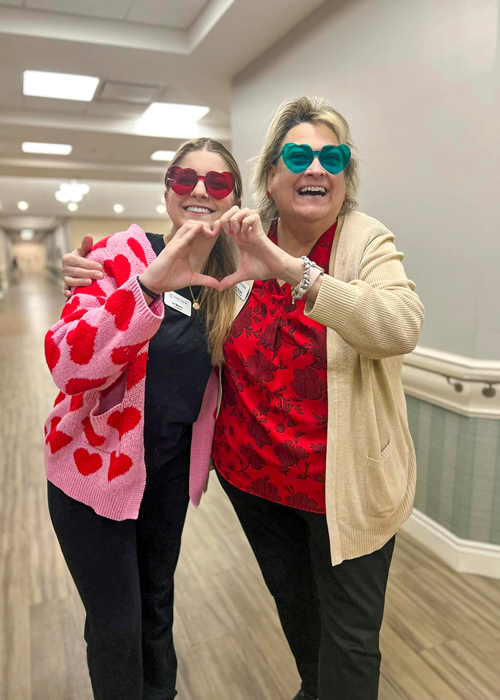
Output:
[208, 96, 424, 700]
[63, 97, 423, 700]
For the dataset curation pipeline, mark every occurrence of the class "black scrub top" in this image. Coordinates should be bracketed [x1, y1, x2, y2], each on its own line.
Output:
[143, 232, 212, 471]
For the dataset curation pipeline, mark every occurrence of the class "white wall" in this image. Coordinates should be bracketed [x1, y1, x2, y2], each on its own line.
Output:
[231, 0, 500, 359]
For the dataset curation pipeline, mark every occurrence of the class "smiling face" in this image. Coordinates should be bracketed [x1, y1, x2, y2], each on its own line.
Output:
[165, 149, 237, 232]
[267, 122, 346, 230]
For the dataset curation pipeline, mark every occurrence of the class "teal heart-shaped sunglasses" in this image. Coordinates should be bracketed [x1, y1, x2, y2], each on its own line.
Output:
[276, 143, 351, 174]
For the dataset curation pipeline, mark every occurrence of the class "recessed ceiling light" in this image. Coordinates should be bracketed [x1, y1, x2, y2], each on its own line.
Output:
[17, 201, 29, 210]
[113, 204, 124, 214]
[20, 229, 35, 240]
[151, 150, 176, 161]
[136, 103, 209, 137]
[156, 204, 166, 214]
[23, 70, 100, 102]
[22, 142, 73, 155]
[55, 182, 89, 203]
[67, 203, 79, 212]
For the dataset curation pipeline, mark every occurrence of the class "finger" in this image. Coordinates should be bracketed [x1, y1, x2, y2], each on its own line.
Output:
[77, 235, 94, 256]
[218, 271, 247, 291]
[62, 288, 72, 298]
[62, 254, 103, 273]
[219, 205, 241, 234]
[230, 208, 250, 225]
[190, 274, 221, 290]
[240, 213, 259, 237]
[173, 220, 203, 240]
[63, 265, 103, 280]
[64, 275, 93, 288]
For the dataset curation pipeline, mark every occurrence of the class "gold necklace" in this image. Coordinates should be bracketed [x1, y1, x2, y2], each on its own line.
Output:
[189, 286, 202, 311]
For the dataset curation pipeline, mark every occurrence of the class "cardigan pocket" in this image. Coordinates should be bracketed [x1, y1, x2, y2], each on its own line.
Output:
[87, 401, 125, 452]
[365, 442, 407, 517]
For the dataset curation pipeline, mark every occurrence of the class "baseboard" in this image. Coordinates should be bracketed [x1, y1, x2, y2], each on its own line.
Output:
[402, 508, 500, 579]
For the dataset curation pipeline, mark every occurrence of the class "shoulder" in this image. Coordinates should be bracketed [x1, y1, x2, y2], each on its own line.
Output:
[88, 224, 151, 263]
[341, 210, 395, 248]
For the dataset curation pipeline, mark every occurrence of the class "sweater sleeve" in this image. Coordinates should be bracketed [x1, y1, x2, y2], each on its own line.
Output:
[45, 248, 164, 395]
[304, 231, 424, 359]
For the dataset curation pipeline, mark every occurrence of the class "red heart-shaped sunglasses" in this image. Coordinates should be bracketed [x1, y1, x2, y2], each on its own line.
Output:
[165, 166, 235, 200]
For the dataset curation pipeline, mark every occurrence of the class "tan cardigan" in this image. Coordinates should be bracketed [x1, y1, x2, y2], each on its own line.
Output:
[220, 210, 424, 565]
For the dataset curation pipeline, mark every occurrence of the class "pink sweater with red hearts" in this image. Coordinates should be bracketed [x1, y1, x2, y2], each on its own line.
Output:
[44, 224, 218, 520]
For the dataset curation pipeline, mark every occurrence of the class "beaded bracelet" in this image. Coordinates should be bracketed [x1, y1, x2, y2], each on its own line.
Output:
[137, 276, 161, 300]
[291, 256, 322, 303]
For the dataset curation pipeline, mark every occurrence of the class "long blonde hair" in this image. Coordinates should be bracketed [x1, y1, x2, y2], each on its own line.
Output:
[251, 96, 359, 222]
[165, 138, 240, 365]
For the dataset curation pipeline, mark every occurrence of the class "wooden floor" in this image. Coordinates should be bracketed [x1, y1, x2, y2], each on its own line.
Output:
[1, 272, 500, 700]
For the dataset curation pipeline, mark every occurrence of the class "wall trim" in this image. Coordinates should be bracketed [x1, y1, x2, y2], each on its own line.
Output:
[403, 345, 500, 419]
[402, 509, 500, 579]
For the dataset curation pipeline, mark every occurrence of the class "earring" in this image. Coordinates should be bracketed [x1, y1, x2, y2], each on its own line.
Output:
[266, 190, 271, 199]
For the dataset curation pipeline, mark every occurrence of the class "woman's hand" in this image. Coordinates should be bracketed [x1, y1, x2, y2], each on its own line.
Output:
[216, 207, 294, 291]
[62, 235, 104, 297]
[139, 220, 221, 294]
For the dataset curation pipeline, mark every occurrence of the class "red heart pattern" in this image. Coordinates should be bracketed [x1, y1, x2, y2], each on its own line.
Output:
[127, 237, 147, 266]
[54, 391, 66, 407]
[75, 280, 106, 298]
[111, 341, 147, 365]
[66, 320, 98, 365]
[70, 394, 84, 411]
[108, 451, 132, 481]
[61, 296, 80, 319]
[45, 417, 73, 453]
[105, 289, 135, 331]
[45, 330, 60, 372]
[66, 377, 107, 394]
[93, 236, 110, 250]
[103, 254, 131, 288]
[107, 407, 141, 438]
[74, 448, 103, 476]
[127, 353, 148, 389]
[82, 416, 106, 446]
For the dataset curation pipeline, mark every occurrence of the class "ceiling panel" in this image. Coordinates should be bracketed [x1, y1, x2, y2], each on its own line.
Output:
[26, 0, 132, 21]
[0, 0, 23, 6]
[126, 0, 208, 30]
[22, 96, 88, 113]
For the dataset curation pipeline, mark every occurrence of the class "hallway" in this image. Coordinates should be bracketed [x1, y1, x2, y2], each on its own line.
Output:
[1, 273, 500, 700]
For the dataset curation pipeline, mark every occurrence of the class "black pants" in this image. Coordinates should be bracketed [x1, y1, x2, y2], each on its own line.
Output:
[218, 472, 395, 700]
[48, 446, 191, 700]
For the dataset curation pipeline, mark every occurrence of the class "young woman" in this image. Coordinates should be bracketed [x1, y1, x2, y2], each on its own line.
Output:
[45, 138, 241, 700]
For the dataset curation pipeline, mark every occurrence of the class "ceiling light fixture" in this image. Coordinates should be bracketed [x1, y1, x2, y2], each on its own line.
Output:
[23, 70, 100, 102]
[113, 204, 124, 214]
[151, 150, 176, 161]
[17, 201, 29, 210]
[20, 229, 35, 240]
[67, 203, 79, 212]
[136, 103, 209, 137]
[55, 182, 90, 204]
[156, 204, 166, 214]
[22, 142, 73, 155]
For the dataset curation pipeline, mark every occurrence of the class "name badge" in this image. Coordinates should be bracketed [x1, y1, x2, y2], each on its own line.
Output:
[235, 281, 250, 302]
[163, 291, 192, 316]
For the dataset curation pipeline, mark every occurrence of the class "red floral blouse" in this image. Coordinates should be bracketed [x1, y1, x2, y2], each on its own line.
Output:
[212, 220, 336, 513]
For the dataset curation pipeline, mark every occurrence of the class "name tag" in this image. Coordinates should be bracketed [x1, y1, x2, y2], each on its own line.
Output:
[235, 281, 250, 302]
[163, 291, 192, 316]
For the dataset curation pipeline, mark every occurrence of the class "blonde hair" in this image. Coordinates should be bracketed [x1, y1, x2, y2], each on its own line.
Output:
[251, 96, 359, 221]
[165, 138, 241, 365]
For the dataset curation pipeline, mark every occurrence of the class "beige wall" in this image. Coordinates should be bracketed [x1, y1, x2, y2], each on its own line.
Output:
[231, 0, 500, 360]
[68, 217, 171, 251]
[12, 242, 46, 271]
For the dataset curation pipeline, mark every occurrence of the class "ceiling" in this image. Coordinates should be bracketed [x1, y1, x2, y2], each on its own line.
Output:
[0, 0, 324, 230]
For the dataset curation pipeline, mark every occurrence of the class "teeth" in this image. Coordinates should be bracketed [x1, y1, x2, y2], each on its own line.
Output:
[186, 206, 212, 214]
[299, 186, 326, 194]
